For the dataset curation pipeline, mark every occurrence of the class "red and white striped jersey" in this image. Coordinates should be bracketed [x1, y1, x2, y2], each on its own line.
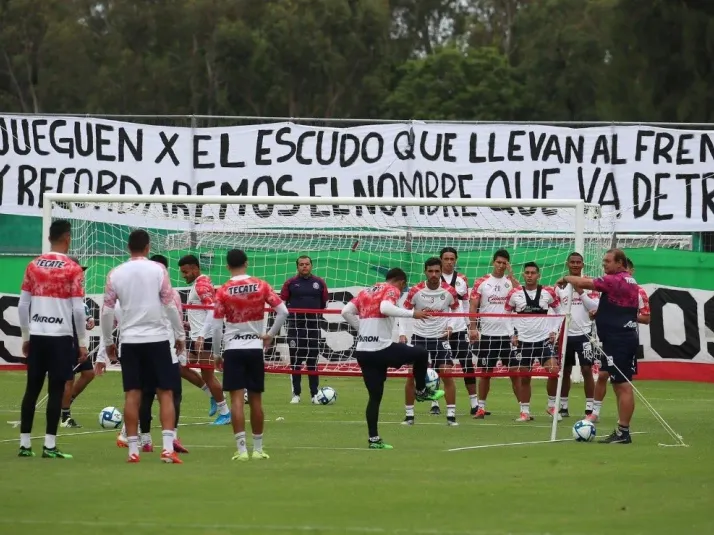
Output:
[214, 275, 283, 350]
[472, 274, 519, 336]
[402, 281, 459, 338]
[21, 253, 84, 337]
[637, 286, 650, 316]
[349, 283, 402, 351]
[441, 271, 469, 332]
[505, 286, 561, 342]
[556, 284, 599, 337]
[187, 274, 215, 340]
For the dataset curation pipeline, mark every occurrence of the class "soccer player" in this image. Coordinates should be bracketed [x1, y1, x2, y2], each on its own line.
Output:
[341, 268, 445, 450]
[398, 257, 460, 426]
[557, 248, 639, 444]
[178, 255, 231, 425]
[101, 229, 185, 463]
[547, 252, 599, 419]
[17, 220, 88, 458]
[59, 257, 95, 429]
[211, 249, 289, 461]
[468, 249, 521, 419]
[438, 247, 479, 416]
[280, 255, 328, 404]
[504, 262, 561, 422]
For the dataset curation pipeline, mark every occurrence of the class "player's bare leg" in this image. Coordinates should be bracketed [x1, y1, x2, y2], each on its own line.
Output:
[441, 364, 458, 426]
[513, 367, 533, 421]
[599, 382, 634, 444]
[402, 375, 416, 425]
[124, 388, 141, 460]
[156, 388, 181, 463]
[590, 371, 609, 422]
[581, 364, 595, 415]
[180, 365, 206, 389]
[475, 376, 491, 418]
[196, 351, 230, 424]
[542, 357, 561, 420]
[248, 391, 267, 459]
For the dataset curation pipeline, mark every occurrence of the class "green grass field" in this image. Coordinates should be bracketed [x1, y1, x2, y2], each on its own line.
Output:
[0, 372, 711, 535]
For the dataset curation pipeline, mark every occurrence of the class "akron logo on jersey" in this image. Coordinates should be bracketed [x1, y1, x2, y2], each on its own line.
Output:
[313, 282, 320, 290]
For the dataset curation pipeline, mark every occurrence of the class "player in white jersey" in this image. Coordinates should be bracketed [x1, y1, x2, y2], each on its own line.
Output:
[504, 262, 562, 422]
[211, 249, 289, 461]
[398, 257, 460, 426]
[341, 268, 445, 450]
[468, 249, 521, 419]
[101, 230, 185, 464]
[547, 252, 599, 419]
[179, 255, 231, 425]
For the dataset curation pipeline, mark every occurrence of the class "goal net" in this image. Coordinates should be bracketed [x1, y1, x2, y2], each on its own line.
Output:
[44, 194, 619, 381]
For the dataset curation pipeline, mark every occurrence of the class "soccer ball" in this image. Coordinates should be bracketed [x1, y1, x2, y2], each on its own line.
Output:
[99, 407, 123, 429]
[572, 419, 596, 442]
[315, 386, 337, 405]
[425, 368, 440, 392]
[244, 390, 249, 404]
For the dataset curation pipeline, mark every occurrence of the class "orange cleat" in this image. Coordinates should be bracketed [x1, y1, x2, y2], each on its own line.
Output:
[173, 439, 189, 454]
[472, 408, 486, 419]
[141, 443, 154, 453]
[127, 453, 140, 463]
[160, 450, 183, 464]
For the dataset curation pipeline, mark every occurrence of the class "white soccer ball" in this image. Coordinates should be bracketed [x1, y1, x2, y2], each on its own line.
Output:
[425, 368, 440, 392]
[99, 406, 123, 429]
[572, 419, 596, 442]
[315, 386, 337, 405]
[244, 390, 250, 404]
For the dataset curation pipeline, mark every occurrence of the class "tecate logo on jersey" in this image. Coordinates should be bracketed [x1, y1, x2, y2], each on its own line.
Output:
[356, 335, 380, 343]
[31, 314, 64, 324]
[231, 333, 260, 340]
[36, 259, 66, 268]
[228, 284, 259, 295]
[487, 296, 507, 304]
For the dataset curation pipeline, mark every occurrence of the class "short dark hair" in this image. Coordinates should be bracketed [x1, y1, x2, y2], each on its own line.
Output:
[150, 254, 169, 268]
[227, 249, 248, 269]
[49, 220, 71, 242]
[568, 252, 583, 261]
[625, 257, 634, 270]
[440, 247, 458, 259]
[296, 255, 312, 266]
[128, 229, 150, 253]
[493, 248, 510, 262]
[607, 248, 627, 266]
[178, 254, 200, 268]
[424, 257, 442, 270]
[385, 267, 407, 284]
[523, 261, 540, 272]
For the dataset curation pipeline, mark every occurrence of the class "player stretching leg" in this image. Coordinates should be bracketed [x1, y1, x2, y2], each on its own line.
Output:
[179, 255, 231, 425]
[342, 268, 445, 450]
[399, 257, 460, 426]
[211, 249, 289, 461]
[504, 262, 561, 422]
[549, 252, 599, 419]
[17, 220, 88, 458]
[439, 247, 479, 416]
[469, 249, 521, 418]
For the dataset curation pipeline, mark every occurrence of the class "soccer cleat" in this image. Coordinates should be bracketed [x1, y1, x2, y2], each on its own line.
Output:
[311, 396, 320, 405]
[368, 439, 393, 450]
[515, 412, 534, 422]
[116, 433, 128, 448]
[416, 388, 445, 402]
[127, 453, 140, 463]
[473, 408, 486, 419]
[42, 447, 73, 459]
[546, 407, 563, 421]
[290, 395, 301, 404]
[173, 439, 189, 454]
[559, 408, 570, 418]
[252, 450, 270, 460]
[208, 397, 218, 417]
[586, 413, 600, 423]
[18, 446, 35, 457]
[60, 417, 82, 429]
[447, 417, 459, 427]
[160, 450, 183, 463]
[211, 413, 231, 426]
[598, 429, 632, 444]
[430, 404, 441, 415]
[141, 443, 154, 453]
[232, 451, 249, 461]
[469, 406, 478, 416]
[401, 416, 415, 426]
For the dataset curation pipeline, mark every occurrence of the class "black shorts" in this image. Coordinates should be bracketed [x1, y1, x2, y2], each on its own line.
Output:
[601, 334, 638, 384]
[411, 335, 454, 369]
[355, 343, 428, 383]
[188, 338, 213, 354]
[27, 335, 75, 383]
[474, 335, 512, 371]
[512, 339, 554, 369]
[288, 323, 320, 360]
[119, 341, 179, 393]
[223, 349, 265, 393]
[448, 331, 473, 371]
[564, 335, 594, 367]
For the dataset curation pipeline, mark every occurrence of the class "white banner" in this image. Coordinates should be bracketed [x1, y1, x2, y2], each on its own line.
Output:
[1, 117, 713, 231]
[1, 284, 712, 368]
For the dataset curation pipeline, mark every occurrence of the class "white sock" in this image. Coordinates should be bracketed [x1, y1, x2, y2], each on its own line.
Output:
[520, 403, 530, 414]
[593, 400, 603, 415]
[173, 429, 178, 440]
[405, 405, 414, 417]
[253, 433, 263, 452]
[547, 396, 556, 409]
[20, 433, 31, 448]
[431, 400, 439, 408]
[235, 431, 247, 454]
[162, 430, 174, 453]
[201, 384, 211, 397]
[560, 397, 569, 410]
[478, 399, 486, 410]
[585, 398, 594, 412]
[44, 434, 56, 449]
[217, 400, 229, 416]
[446, 405, 456, 418]
[469, 394, 479, 409]
[128, 436, 139, 456]
[120, 424, 127, 439]
[140, 433, 152, 446]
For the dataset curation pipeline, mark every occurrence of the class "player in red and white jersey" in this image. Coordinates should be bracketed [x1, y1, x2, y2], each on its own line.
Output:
[468, 249, 521, 419]
[398, 257, 460, 426]
[101, 230, 185, 464]
[211, 249, 289, 461]
[548, 252, 600, 420]
[179, 255, 230, 425]
[341, 268, 444, 450]
[504, 262, 562, 422]
[17, 220, 87, 459]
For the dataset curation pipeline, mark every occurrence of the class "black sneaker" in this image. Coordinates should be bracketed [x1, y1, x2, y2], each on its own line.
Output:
[60, 417, 82, 429]
[446, 417, 459, 427]
[18, 446, 35, 457]
[470, 406, 478, 416]
[429, 405, 441, 416]
[401, 416, 415, 426]
[559, 408, 570, 418]
[598, 429, 632, 444]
